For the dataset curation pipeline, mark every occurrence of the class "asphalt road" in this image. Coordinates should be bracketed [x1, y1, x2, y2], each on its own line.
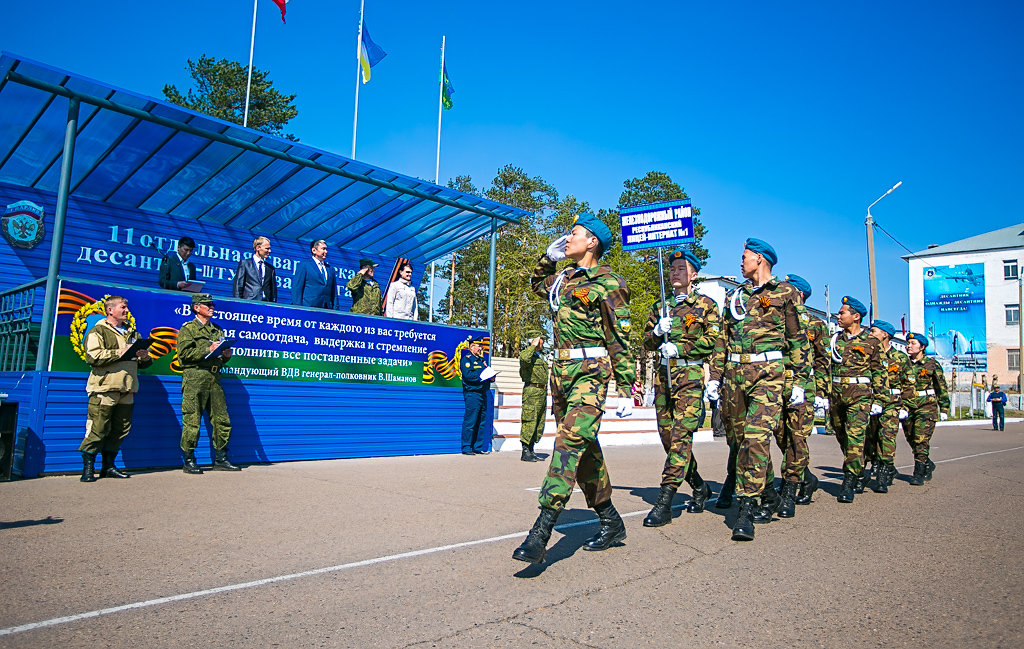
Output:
[1, 422, 1021, 648]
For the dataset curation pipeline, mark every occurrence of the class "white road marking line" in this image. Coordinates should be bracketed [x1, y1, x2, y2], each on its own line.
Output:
[3, 443, 1023, 638]
[817, 445, 1024, 483]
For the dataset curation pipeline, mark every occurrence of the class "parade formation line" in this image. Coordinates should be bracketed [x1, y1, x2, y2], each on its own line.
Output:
[2, 444, 1022, 638]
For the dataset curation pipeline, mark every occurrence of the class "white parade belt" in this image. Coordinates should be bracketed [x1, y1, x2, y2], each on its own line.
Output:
[661, 358, 703, 367]
[727, 350, 783, 363]
[556, 346, 607, 361]
[833, 376, 870, 385]
[890, 388, 902, 395]
[916, 389, 936, 397]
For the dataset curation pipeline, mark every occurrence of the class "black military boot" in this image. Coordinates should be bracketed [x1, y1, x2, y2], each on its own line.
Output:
[583, 500, 627, 551]
[777, 481, 798, 518]
[884, 464, 898, 486]
[80, 452, 98, 483]
[753, 485, 781, 523]
[212, 448, 241, 471]
[98, 452, 129, 479]
[872, 464, 890, 493]
[837, 472, 857, 503]
[686, 472, 712, 513]
[182, 451, 203, 475]
[909, 462, 926, 486]
[512, 507, 560, 564]
[643, 484, 677, 527]
[527, 443, 541, 461]
[715, 473, 736, 509]
[795, 469, 819, 505]
[855, 466, 869, 494]
[731, 496, 756, 541]
[521, 446, 533, 462]
[924, 458, 935, 481]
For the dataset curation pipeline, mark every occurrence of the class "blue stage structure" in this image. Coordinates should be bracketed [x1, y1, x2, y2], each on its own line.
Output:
[0, 53, 530, 477]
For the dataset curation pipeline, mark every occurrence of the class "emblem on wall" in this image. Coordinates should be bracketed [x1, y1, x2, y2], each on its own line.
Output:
[2, 200, 46, 249]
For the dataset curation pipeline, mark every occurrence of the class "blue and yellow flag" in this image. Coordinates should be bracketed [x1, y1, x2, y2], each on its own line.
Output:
[359, 21, 387, 83]
[440, 63, 454, 110]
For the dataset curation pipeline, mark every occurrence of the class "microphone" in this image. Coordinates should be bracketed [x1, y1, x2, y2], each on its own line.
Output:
[148, 240, 169, 260]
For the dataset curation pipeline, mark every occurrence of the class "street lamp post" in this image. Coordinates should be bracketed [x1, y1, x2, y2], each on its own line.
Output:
[865, 181, 902, 319]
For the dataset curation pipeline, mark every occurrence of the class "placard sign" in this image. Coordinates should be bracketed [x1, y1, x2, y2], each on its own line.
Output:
[619, 199, 694, 251]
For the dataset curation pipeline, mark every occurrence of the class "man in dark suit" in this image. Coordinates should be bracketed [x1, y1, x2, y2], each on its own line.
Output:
[233, 236, 277, 302]
[292, 239, 337, 309]
[158, 236, 198, 291]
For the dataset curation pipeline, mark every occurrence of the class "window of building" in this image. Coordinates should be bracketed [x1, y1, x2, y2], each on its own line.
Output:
[1006, 260, 1020, 280]
[1008, 304, 1022, 326]
[1009, 349, 1021, 373]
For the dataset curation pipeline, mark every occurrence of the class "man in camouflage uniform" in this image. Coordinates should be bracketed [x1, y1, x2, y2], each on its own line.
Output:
[346, 258, 383, 315]
[864, 320, 912, 493]
[903, 332, 950, 485]
[641, 248, 720, 527]
[829, 296, 888, 502]
[513, 212, 635, 564]
[707, 238, 810, 541]
[519, 330, 549, 462]
[177, 293, 240, 474]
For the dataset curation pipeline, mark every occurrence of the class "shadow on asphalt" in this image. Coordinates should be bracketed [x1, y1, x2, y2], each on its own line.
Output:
[512, 524, 597, 578]
[0, 516, 64, 530]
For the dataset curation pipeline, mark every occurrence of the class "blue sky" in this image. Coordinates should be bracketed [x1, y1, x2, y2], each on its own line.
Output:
[3, 1, 1022, 321]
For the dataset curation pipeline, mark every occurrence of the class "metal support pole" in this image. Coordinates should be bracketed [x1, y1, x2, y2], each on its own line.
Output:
[36, 97, 80, 371]
[1019, 275, 1023, 396]
[486, 216, 497, 335]
[428, 261, 435, 322]
[866, 211, 879, 319]
[656, 247, 673, 409]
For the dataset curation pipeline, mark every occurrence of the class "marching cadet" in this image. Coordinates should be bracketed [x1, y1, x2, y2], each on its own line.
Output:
[829, 296, 888, 502]
[706, 239, 811, 541]
[903, 332, 950, 485]
[518, 330, 549, 462]
[513, 212, 635, 564]
[864, 320, 912, 493]
[641, 248, 720, 527]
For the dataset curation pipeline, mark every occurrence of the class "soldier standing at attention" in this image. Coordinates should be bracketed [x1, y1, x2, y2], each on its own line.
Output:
[903, 332, 950, 485]
[518, 330, 549, 462]
[177, 293, 240, 474]
[829, 296, 888, 502]
[864, 320, 912, 493]
[641, 248, 720, 527]
[513, 212, 635, 564]
[347, 258, 383, 316]
[706, 238, 810, 541]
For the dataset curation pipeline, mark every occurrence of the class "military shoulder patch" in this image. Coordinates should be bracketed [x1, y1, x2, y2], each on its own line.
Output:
[573, 288, 592, 306]
[619, 319, 632, 334]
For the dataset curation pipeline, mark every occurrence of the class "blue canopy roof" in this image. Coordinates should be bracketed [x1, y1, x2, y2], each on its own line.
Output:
[0, 52, 529, 262]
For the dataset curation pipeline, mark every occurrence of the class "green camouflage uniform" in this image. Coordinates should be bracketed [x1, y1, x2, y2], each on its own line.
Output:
[777, 307, 831, 483]
[902, 356, 950, 463]
[830, 329, 889, 476]
[866, 346, 912, 467]
[642, 291, 720, 488]
[177, 317, 233, 452]
[346, 273, 383, 316]
[710, 278, 811, 498]
[531, 256, 635, 511]
[519, 342, 549, 448]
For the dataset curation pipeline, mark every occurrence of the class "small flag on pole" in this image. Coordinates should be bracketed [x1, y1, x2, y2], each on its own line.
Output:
[272, 0, 289, 23]
[440, 63, 455, 110]
[359, 21, 387, 83]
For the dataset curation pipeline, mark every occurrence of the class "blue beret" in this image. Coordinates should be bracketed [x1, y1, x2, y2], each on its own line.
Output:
[870, 320, 896, 337]
[573, 212, 612, 253]
[668, 248, 701, 273]
[744, 238, 777, 266]
[841, 295, 867, 318]
[906, 332, 929, 348]
[784, 274, 811, 299]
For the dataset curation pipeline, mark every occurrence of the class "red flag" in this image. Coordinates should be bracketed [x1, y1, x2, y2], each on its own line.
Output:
[272, 0, 288, 23]
[901, 315, 906, 336]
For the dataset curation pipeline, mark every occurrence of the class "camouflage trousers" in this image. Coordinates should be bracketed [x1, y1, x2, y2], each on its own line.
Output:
[771, 398, 813, 484]
[866, 405, 901, 466]
[721, 360, 785, 497]
[79, 392, 134, 454]
[538, 357, 612, 511]
[902, 406, 937, 464]
[520, 386, 547, 447]
[654, 380, 702, 488]
[180, 369, 232, 453]
[831, 388, 871, 475]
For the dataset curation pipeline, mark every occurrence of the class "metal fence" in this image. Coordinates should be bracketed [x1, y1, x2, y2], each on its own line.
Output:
[0, 279, 45, 372]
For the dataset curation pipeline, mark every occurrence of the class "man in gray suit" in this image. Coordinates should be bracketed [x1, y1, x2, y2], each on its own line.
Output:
[233, 236, 277, 302]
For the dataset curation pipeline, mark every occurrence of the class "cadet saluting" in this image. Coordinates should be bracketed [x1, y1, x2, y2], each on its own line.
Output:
[903, 332, 950, 485]
[513, 212, 635, 565]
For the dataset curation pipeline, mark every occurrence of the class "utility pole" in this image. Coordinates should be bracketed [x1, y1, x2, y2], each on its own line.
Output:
[865, 181, 902, 319]
[1019, 274, 1023, 401]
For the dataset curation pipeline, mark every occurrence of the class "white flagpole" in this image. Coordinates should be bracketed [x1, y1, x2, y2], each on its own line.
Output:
[429, 36, 446, 323]
[243, 0, 258, 128]
[351, 0, 365, 159]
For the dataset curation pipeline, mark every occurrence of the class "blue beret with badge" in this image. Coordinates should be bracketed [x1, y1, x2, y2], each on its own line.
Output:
[573, 212, 612, 253]
[784, 274, 811, 300]
[870, 320, 896, 337]
[906, 332, 929, 348]
[744, 238, 777, 267]
[669, 247, 702, 273]
[841, 295, 867, 318]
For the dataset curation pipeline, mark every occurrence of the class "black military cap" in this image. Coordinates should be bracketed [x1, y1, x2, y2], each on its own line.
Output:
[359, 258, 378, 269]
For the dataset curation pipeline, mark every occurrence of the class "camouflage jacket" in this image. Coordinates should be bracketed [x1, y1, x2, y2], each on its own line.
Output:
[905, 356, 950, 416]
[531, 255, 635, 397]
[642, 291, 721, 386]
[800, 309, 831, 397]
[85, 319, 152, 395]
[176, 318, 232, 372]
[880, 346, 913, 408]
[709, 276, 811, 384]
[519, 343, 549, 389]
[346, 273, 383, 316]
[830, 328, 888, 405]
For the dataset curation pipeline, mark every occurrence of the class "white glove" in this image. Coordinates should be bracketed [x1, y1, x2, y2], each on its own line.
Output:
[814, 406, 826, 419]
[789, 386, 805, 407]
[704, 380, 720, 402]
[822, 397, 830, 411]
[870, 403, 883, 416]
[898, 408, 909, 421]
[545, 234, 569, 262]
[659, 342, 679, 358]
[814, 396, 828, 411]
[653, 317, 673, 336]
[616, 399, 633, 418]
[940, 412, 949, 421]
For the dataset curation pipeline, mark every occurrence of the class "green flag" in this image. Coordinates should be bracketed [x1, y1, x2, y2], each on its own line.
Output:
[440, 63, 454, 110]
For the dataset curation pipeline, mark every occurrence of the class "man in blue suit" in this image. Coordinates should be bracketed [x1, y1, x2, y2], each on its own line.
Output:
[292, 239, 337, 309]
[158, 236, 198, 291]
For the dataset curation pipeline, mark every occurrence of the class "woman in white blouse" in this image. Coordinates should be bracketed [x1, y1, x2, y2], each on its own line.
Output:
[386, 262, 418, 320]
